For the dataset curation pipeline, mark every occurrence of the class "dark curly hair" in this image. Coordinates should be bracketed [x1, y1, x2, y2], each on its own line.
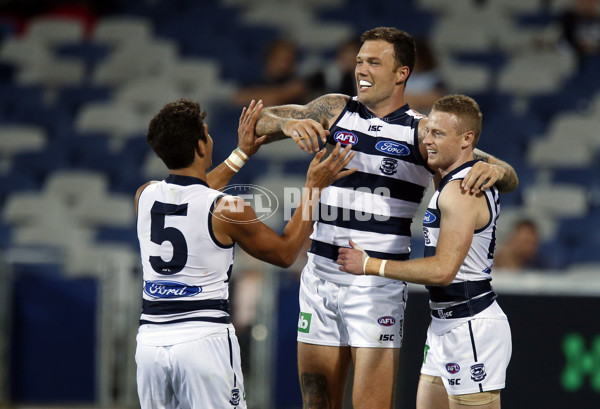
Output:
[147, 99, 207, 170]
[360, 27, 416, 82]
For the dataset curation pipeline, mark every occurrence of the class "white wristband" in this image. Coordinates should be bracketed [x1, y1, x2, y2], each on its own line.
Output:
[226, 149, 247, 172]
[224, 159, 239, 173]
[379, 259, 387, 277]
[362, 256, 370, 275]
[235, 147, 249, 161]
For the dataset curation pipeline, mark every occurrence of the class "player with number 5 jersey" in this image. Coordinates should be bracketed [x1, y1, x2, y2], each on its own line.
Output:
[135, 99, 356, 409]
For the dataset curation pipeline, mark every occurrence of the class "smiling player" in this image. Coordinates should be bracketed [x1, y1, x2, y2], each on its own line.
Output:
[338, 94, 511, 409]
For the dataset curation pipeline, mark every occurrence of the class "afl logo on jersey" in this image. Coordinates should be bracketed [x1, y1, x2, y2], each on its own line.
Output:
[446, 363, 461, 374]
[144, 280, 201, 299]
[334, 131, 358, 145]
[423, 210, 436, 224]
[377, 316, 396, 326]
[375, 141, 410, 156]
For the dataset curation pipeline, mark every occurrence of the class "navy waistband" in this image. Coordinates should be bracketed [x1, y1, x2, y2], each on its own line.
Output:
[142, 299, 229, 315]
[431, 291, 497, 320]
[139, 316, 230, 326]
[427, 280, 492, 303]
[310, 239, 410, 261]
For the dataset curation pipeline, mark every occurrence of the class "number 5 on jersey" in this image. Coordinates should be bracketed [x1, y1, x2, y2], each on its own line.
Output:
[150, 201, 189, 275]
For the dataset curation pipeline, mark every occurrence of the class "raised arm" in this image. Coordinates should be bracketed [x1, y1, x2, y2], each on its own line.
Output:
[207, 100, 268, 190]
[213, 143, 357, 268]
[255, 93, 350, 153]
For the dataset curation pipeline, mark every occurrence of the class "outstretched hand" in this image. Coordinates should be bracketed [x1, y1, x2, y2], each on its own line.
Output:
[306, 143, 357, 190]
[337, 239, 368, 275]
[461, 161, 506, 194]
[238, 100, 269, 157]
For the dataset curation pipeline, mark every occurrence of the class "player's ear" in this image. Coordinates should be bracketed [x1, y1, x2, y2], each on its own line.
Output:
[395, 66, 410, 85]
[196, 139, 207, 158]
[462, 131, 475, 148]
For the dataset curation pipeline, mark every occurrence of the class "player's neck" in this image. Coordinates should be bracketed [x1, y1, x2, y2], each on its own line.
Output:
[366, 92, 406, 118]
[169, 162, 207, 182]
[438, 153, 475, 178]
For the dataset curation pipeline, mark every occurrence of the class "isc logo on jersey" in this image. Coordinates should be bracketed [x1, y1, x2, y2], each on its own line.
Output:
[334, 131, 358, 145]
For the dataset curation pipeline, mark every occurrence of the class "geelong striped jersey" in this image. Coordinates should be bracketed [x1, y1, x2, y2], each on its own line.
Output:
[136, 174, 233, 331]
[422, 160, 500, 310]
[307, 97, 434, 286]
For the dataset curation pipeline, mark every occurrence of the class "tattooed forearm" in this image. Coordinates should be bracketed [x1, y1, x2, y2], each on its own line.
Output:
[255, 94, 349, 138]
[255, 110, 293, 139]
[494, 166, 519, 193]
[473, 150, 489, 162]
[301, 373, 330, 409]
[268, 105, 311, 120]
[474, 149, 519, 193]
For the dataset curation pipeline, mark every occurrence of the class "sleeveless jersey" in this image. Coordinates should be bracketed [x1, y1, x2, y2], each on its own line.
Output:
[307, 98, 434, 285]
[422, 160, 501, 313]
[136, 174, 234, 329]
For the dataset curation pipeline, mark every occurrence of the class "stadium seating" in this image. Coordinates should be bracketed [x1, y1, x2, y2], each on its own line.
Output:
[0, 0, 599, 276]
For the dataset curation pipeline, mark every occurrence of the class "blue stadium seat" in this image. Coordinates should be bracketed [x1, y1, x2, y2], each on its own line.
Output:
[537, 240, 570, 270]
[557, 212, 600, 252]
[552, 166, 600, 189]
[453, 51, 507, 76]
[55, 83, 112, 118]
[11, 141, 71, 185]
[66, 133, 131, 189]
[0, 222, 11, 249]
[0, 84, 45, 120]
[55, 42, 111, 75]
[0, 172, 40, 208]
[95, 225, 138, 247]
[318, 0, 434, 37]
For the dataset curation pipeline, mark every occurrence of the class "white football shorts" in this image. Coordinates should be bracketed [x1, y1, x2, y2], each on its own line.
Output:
[420, 317, 512, 395]
[136, 327, 246, 409]
[297, 267, 407, 348]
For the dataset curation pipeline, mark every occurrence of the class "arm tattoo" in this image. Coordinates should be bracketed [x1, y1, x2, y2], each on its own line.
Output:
[301, 373, 330, 409]
[305, 94, 349, 126]
[473, 151, 489, 162]
[255, 94, 349, 142]
[474, 149, 519, 193]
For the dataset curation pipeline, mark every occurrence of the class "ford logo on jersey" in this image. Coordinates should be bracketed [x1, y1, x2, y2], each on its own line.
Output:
[377, 316, 396, 326]
[334, 131, 358, 145]
[446, 363, 461, 374]
[375, 141, 410, 156]
[423, 210, 436, 224]
[144, 280, 201, 299]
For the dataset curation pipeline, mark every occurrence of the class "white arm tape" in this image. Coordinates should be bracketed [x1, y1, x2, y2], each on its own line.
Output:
[224, 159, 239, 173]
[379, 259, 387, 277]
[235, 147, 249, 161]
[362, 256, 370, 275]
[226, 150, 247, 171]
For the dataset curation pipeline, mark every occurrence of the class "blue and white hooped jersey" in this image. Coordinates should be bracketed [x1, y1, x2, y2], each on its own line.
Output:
[136, 174, 234, 328]
[307, 97, 434, 286]
[422, 160, 500, 306]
